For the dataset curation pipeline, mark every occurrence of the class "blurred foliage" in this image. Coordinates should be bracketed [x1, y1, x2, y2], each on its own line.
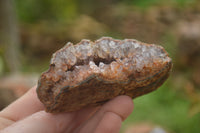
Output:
[15, 0, 78, 23]
[0, 56, 3, 75]
[123, 0, 196, 8]
[15, 0, 197, 23]
[1, 0, 200, 132]
[122, 79, 200, 133]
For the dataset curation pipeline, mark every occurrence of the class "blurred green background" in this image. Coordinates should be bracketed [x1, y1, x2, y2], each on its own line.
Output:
[0, 0, 200, 132]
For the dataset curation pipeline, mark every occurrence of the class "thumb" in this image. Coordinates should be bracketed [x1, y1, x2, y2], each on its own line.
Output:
[0, 111, 75, 133]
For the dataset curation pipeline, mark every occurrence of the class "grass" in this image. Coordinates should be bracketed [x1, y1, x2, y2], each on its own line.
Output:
[124, 0, 196, 8]
[121, 78, 200, 133]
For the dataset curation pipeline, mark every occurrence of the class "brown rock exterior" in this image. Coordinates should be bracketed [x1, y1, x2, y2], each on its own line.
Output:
[36, 37, 172, 113]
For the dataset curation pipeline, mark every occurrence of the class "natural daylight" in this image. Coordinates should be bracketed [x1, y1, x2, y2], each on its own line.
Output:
[0, 0, 200, 133]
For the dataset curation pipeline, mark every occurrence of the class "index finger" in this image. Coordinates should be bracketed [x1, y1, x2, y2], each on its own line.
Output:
[0, 86, 44, 121]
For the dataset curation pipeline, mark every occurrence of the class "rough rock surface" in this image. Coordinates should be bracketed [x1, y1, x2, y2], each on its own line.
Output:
[37, 37, 172, 113]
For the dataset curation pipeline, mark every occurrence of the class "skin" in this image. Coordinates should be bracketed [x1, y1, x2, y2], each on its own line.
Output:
[0, 86, 133, 133]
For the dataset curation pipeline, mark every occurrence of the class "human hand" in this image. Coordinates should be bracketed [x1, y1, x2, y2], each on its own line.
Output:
[0, 86, 133, 133]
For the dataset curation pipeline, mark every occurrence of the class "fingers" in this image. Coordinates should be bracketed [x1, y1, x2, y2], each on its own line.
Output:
[94, 112, 122, 133]
[0, 117, 14, 130]
[0, 86, 44, 122]
[76, 95, 134, 133]
[1, 111, 75, 133]
[64, 106, 100, 133]
[0, 106, 101, 133]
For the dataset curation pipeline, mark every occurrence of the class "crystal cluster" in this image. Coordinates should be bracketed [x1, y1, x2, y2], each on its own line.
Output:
[49, 37, 170, 85]
[37, 37, 172, 113]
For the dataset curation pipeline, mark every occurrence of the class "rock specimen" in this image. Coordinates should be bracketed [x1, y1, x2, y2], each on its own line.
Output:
[37, 37, 172, 113]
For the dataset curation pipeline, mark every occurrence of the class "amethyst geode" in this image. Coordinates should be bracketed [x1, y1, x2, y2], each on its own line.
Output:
[37, 37, 172, 113]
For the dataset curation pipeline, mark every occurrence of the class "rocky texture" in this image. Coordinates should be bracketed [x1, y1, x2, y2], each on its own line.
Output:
[37, 37, 172, 113]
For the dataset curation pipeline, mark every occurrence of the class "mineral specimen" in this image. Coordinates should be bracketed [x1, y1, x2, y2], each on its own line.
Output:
[37, 37, 172, 113]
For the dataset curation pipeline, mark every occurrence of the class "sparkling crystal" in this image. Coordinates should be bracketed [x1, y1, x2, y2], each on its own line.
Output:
[149, 46, 157, 56]
[97, 37, 112, 53]
[89, 61, 100, 73]
[60, 46, 77, 66]
[75, 65, 81, 70]
[113, 49, 124, 59]
[99, 62, 108, 73]
[133, 42, 140, 49]
[120, 41, 132, 56]
[122, 58, 129, 67]
[99, 38, 110, 45]
[100, 43, 109, 52]
[141, 46, 147, 52]
[67, 53, 77, 66]
[64, 42, 73, 49]
[75, 40, 93, 59]
[67, 45, 76, 53]
[99, 62, 105, 69]
[96, 41, 110, 58]
[109, 41, 118, 49]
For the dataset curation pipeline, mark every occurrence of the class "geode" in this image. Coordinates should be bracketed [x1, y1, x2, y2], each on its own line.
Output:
[37, 37, 172, 113]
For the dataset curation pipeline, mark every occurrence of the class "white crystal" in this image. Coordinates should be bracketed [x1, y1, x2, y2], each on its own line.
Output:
[68, 53, 77, 65]
[110, 61, 118, 72]
[51, 37, 169, 80]
[149, 47, 157, 56]
[109, 41, 118, 49]
[159, 53, 166, 59]
[133, 42, 140, 49]
[89, 61, 100, 73]
[97, 50, 106, 58]
[99, 62, 108, 73]
[75, 65, 81, 69]
[64, 42, 73, 49]
[120, 42, 132, 56]
[60, 46, 77, 66]
[99, 62, 105, 69]
[97, 41, 110, 58]
[100, 43, 109, 52]
[50, 53, 57, 64]
[122, 58, 129, 67]
[143, 51, 151, 58]
[97, 38, 112, 52]
[141, 46, 147, 52]
[75, 45, 86, 59]
[67, 45, 76, 53]
[121, 41, 132, 49]
[89, 61, 95, 66]
[157, 48, 166, 58]
[53, 55, 64, 67]
[81, 40, 93, 56]
[75, 40, 93, 59]
[100, 38, 109, 45]
[135, 54, 145, 72]
[113, 49, 124, 59]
